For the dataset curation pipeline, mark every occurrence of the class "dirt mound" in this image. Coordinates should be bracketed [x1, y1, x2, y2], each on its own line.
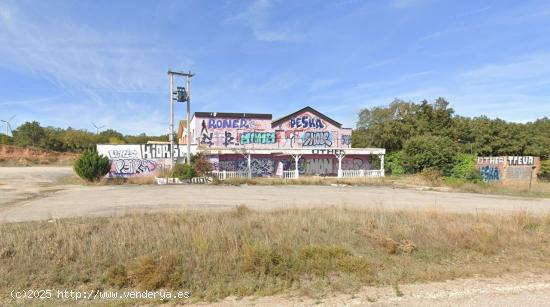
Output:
[0, 145, 78, 166]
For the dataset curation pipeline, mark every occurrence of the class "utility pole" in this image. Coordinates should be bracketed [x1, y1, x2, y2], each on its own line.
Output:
[186, 72, 192, 166]
[167, 70, 194, 165]
[169, 73, 174, 166]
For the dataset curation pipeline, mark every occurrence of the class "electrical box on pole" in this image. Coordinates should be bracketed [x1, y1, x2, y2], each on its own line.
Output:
[176, 86, 188, 102]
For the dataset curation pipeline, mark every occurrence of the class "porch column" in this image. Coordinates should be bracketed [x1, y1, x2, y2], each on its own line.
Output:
[335, 153, 345, 178]
[378, 154, 385, 177]
[292, 155, 301, 178]
[247, 154, 252, 179]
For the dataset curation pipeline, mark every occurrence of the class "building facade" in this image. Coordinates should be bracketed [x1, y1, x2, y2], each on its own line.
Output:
[98, 107, 385, 178]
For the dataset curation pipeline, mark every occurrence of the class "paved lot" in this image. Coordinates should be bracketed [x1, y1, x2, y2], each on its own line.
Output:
[1, 166, 550, 223]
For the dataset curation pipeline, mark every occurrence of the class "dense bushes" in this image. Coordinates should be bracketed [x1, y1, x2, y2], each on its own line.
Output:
[170, 153, 213, 179]
[191, 153, 212, 176]
[171, 164, 196, 180]
[384, 151, 405, 175]
[402, 135, 458, 175]
[450, 154, 481, 181]
[73, 149, 111, 181]
[0, 134, 13, 145]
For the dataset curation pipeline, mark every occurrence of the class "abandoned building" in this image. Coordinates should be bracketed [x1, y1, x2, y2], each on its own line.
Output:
[97, 106, 386, 179]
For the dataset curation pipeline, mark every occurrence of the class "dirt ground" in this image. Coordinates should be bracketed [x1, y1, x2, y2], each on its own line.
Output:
[1, 166, 550, 223]
[196, 273, 550, 307]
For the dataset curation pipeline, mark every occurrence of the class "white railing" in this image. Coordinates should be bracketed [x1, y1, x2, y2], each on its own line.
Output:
[211, 170, 249, 180]
[282, 170, 297, 179]
[341, 169, 384, 178]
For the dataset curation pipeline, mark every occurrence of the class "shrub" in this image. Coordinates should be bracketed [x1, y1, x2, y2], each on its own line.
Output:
[73, 149, 110, 181]
[0, 134, 13, 145]
[171, 163, 196, 180]
[191, 153, 212, 176]
[451, 154, 481, 182]
[402, 135, 459, 175]
[385, 151, 405, 175]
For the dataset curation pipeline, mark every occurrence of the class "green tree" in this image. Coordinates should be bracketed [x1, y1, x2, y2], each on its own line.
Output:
[0, 133, 13, 145]
[402, 135, 459, 175]
[356, 98, 455, 152]
[61, 128, 97, 151]
[42, 127, 65, 151]
[13, 121, 46, 148]
[97, 129, 125, 144]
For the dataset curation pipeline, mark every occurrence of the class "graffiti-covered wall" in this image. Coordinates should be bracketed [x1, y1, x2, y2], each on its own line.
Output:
[195, 115, 275, 149]
[476, 156, 540, 184]
[192, 107, 353, 149]
[209, 154, 371, 177]
[97, 144, 194, 177]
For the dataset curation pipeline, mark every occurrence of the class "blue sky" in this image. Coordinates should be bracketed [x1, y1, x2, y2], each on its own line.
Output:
[0, 0, 549, 135]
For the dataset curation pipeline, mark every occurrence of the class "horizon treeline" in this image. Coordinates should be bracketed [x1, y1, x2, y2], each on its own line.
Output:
[1, 98, 549, 161]
[353, 98, 550, 160]
[352, 98, 549, 178]
[0, 122, 168, 152]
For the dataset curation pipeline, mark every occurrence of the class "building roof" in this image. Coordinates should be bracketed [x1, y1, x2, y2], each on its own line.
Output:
[194, 112, 272, 120]
[271, 106, 342, 128]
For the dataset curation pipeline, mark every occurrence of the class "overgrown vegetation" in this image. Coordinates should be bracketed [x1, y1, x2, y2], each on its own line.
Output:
[73, 149, 111, 182]
[171, 164, 196, 180]
[1, 208, 549, 304]
[353, 98, 550, 180]
[191, 153, 212, 176]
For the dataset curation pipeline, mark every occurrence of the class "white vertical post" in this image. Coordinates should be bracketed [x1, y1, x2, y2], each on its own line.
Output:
[337, 155, 343, 178]
[335, 153, 345, 178]
[378, 154, 385, 177]
[247, 154, 252, 179]
[293, 155, 301, 179]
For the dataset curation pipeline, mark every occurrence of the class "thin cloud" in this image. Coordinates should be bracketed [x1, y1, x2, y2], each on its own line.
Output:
[389, 0, 429, 9]
[228, 0, 303, 43]
[0, 2, 166, 94]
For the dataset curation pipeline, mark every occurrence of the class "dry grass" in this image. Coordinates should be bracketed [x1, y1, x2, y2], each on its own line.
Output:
[215, 175, 550, 198]
[1, 207, 549, 304]
[442, 178, 550, 198]
[213, 176, 391, 187]
[0, 145, 77, 166]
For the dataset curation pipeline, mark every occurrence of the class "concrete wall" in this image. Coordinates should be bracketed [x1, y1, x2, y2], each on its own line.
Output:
[97, 144, 195, 178]
[476, 156, 540, 184]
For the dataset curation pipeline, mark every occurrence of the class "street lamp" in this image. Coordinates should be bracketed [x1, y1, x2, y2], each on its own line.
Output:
[168, 70, 194, 165]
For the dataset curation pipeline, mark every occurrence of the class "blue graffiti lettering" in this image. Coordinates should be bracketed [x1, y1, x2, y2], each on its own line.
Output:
[480, 166, 500, 182]
[207, 118, 250, 129]
[290, 116, 325, 129]
[302, 131, 332, 147]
